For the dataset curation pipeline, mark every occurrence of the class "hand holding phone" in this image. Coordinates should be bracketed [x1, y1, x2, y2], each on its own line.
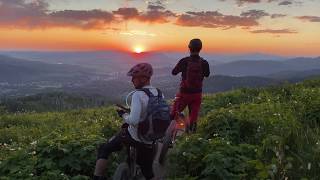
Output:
[115, 104, 130, 118]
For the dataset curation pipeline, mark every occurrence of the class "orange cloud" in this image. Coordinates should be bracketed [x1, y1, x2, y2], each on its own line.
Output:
[240, 10, 269, 19]
[271, 14, 287, 18]
[175, 11, 261, 29]
[138, 10, 176, 23]
[296, 16, 320, 22]
[250, 28, 297, 34]
[220, 0, 276, 6]
[113, 8, 139, 20]
[278, 1, 292, 5]
[0, 0, 116, 29]
[0, 0, 177, 30]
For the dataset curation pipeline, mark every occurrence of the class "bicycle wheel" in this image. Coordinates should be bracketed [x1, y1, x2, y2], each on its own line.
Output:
[158, 130, 174, 165]
[113, 162, 130, 180]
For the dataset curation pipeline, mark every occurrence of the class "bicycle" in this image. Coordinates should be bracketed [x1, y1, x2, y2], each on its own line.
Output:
[158, 112, 186, 165]
[113, 140, 153, 180]
[112, 104, 157, 180]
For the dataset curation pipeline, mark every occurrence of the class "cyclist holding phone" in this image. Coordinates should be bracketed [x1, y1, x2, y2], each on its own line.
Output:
[93, 63, 163, 180]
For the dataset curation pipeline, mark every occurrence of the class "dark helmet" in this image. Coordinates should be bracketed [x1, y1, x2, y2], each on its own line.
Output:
[127, 63, 153, 78]
[188, 38, 202, 52]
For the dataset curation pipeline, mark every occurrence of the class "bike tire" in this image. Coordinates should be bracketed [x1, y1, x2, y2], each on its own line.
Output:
[158, 131, 173, 165]
[113, 162, 130, 180]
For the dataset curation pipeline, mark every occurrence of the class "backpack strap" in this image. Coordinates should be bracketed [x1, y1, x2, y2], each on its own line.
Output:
[156, 88, 163, 98]
[138, 88, 163, 98]
[138, 88, 153, 97]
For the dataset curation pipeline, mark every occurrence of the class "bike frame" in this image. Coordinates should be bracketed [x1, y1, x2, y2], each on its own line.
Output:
[127, 145, 140, 178]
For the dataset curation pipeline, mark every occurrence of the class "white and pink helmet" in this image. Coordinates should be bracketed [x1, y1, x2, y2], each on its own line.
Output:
[127, 63, 153, 78]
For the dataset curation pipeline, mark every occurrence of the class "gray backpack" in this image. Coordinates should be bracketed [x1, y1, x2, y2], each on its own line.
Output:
[137, 88, 171, 142]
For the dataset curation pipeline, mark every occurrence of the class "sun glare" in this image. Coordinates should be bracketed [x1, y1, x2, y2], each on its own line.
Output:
[133, 46, 144, 53]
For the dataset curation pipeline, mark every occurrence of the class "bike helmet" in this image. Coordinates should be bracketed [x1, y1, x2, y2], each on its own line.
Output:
[127, 63, 153, 78]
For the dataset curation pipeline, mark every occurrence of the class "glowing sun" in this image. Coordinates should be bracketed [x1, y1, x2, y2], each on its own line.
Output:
[133, 46, 144, 53]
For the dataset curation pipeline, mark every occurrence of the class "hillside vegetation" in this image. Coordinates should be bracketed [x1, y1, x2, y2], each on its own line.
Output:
[168, 77, 320, 179]
[0, 77, 320, 179]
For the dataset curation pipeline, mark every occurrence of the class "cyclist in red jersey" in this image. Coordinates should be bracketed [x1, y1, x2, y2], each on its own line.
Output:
[171, 39, 211, 133]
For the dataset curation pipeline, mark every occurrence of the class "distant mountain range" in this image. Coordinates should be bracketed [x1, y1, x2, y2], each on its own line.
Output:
[0, 51, 298, 71]
[214, 57, 320, 76]
[0, 55, 104, 83]
[0, 52, 319, 101]
[0, 51, 177, 72]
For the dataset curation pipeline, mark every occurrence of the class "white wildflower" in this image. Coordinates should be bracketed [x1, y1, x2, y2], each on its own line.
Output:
[182, 152, 187, 156]
[287, 163, 292, 169]
[271, 164, 277, 173]
[308, 163, 311, 170]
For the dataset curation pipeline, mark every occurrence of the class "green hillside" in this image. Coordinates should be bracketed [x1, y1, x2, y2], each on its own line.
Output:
[0, 77, 320, 179]
[168, 77, 320, 179]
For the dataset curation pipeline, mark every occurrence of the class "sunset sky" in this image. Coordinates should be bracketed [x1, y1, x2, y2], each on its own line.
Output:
[0, 0, 319, 56]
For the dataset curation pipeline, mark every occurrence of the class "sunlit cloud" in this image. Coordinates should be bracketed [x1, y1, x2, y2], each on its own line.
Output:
[0, 0, 176, 29]
[296, 16, 320, 23]
[278, 1, 292, 6]
[113, 8, 139, 20]
[120, 30, 157, 37]
[220, 0, 301, 6]
[175, 10, 268, 29]
[271, 14, 287, 18]
[250, 28, 298, 34]
[240, 10, 269, 19]
[0, 0, 317, 33]
[138, 9, 176, 23]
[147, 4, 166, 11]
[220, 0, 277, 6]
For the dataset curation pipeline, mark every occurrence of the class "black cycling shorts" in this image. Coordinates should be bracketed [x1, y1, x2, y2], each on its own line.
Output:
[97, 128, 155, 179]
